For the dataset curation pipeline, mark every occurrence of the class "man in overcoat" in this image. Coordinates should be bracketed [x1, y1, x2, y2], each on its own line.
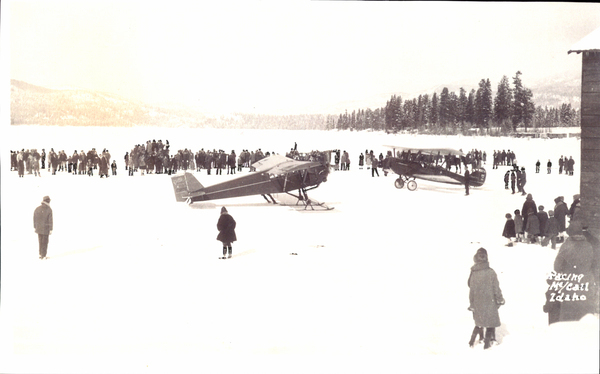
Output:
[34, 196, 53, 259]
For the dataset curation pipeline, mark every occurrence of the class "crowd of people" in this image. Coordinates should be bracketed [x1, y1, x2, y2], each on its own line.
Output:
[501, 193, 580, 249]
[124, 140, 283, 176]
[491, 149, 517, 169]
[11, 148, 116, 177]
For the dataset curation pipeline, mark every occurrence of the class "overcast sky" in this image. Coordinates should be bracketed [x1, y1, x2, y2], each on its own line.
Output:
[4, 1, 600, 114]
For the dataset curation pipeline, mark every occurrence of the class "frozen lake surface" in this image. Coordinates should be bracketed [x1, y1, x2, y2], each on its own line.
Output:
[1, 126, 598, 374]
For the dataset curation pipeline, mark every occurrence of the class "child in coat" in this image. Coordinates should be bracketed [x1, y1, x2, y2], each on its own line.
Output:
[502, 213, 516, 246]
[514, 209, 524, 242]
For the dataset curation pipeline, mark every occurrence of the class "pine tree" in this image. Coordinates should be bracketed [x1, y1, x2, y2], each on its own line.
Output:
[448, 91, 458, 131]
[475, 79, 493, 128]
[494, 75, 513, 125]
[431, 92, 439, 130]
[457, 88, 468, 125]
[466, 89, 476, 126]
[511, 71, 535, 131]
[421, 94, 430, 130]
[439, 87, 450, 127]
[523, 88, 535, 130]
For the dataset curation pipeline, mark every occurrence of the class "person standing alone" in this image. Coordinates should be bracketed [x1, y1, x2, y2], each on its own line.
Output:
[217, 206, 237, 259]
[34, 196, 53, 259]
[467, 247, 505, 349]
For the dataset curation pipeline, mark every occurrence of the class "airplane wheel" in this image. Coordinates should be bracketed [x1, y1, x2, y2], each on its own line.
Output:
[407, 180, 418, 191]
[394, 178, 405, 189]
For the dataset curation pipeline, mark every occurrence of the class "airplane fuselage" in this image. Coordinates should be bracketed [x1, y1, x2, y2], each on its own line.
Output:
[389, 159, 486, 187]
[186, 162, 328, 203]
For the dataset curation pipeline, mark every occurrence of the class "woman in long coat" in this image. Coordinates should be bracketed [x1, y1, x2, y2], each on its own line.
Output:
[217, 206, 237, 259]
[468, 248, 505, 349]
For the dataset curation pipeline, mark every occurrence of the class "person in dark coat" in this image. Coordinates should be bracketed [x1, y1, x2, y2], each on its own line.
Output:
[550, 220, 598, 323]
[518, 167, 527, 195]
[569, 194, 581, 221]
[33, 196, 53, 259]
[553, 196, 569, 238]
[217, 206, 237, 259]
[521, 193, 537, 230]
[510, 169, 516, 194]
[502, 213, 516, 246]
[537, 205, 549, 238]
[525, 209, 540, 244]
[371, 156, 379, 177]
[468, 248, 505, 349]
[464, 168, 470, 196]
[99, 155, 110, 178]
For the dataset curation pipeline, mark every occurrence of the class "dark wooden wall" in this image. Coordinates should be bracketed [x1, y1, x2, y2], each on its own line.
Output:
[581, 51, 600, 236]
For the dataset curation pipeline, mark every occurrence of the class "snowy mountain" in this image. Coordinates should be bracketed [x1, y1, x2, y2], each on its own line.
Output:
[10, 80, 212, 127]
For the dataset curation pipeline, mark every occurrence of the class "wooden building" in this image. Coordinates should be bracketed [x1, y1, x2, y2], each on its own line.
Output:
[569, 28, 600, 236]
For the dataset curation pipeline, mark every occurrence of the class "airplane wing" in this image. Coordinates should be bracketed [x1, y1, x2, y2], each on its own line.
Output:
[384, 146, 465, 156]
[251, 154, 324, 177]
[251, 154, 295, 172]
[268, 160, 321, 175]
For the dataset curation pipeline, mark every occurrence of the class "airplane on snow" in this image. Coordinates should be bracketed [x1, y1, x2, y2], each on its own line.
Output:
[383, 146, 486, 191]
[171, 152, 334, 210]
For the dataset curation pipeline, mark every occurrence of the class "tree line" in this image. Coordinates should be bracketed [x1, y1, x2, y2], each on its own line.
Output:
[328, 71, 579, 135]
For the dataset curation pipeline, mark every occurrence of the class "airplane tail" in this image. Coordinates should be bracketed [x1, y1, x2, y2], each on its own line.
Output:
[171, 172, 204, 202]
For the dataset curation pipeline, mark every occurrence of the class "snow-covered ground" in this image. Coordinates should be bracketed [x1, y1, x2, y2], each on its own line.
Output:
[1, 126, 598, 374]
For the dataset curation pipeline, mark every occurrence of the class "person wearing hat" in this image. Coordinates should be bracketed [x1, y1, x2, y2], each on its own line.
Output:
[551, 220, 598, 322]
[217, 206, 237, 259]
[569, 194, 581, 221]
[33, 196, 53, 259]
[464, 166, 471, 196]
[518, 167, 527, 196]
[521, 193, 537, 231]
[467, 247, 505, 349]
[553, 196, 569, 239]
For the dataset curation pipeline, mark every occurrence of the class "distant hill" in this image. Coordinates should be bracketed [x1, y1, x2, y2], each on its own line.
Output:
[10, 79, 213, 127]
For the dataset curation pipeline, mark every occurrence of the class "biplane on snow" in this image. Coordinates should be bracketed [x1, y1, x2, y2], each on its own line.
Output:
[171, 153, 333, 210]
[383, 146, 486, 191]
